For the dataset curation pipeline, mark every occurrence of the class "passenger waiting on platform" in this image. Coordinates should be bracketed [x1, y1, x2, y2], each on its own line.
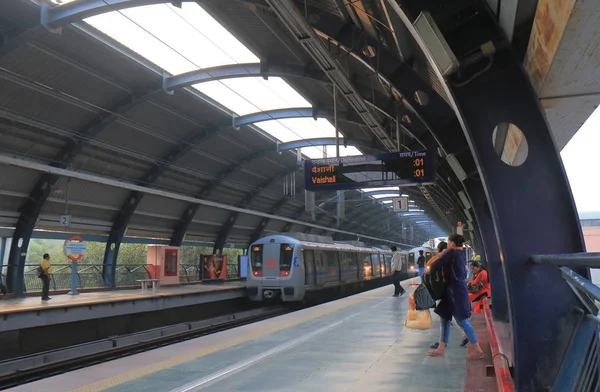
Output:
[426, 241, 448, 350]
[426, 241, 447, 270]
[468, 262, 490, 304]
[427, 234, 484, 360]
[39, 253, 52, 301]
[458, 261, 491, 346]
[417, 250, 425, 281]
[390, 246, 406, 297]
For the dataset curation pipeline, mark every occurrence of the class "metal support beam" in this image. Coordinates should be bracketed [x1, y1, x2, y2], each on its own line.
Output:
[102, 191, 142, 287]
[212, 168, 298, 253]
[5, 89, 159, 293]
[41, 0, 194, 32]
[248, 197, 291, 244]
[0, 153, 408, 245]
[464, 178, 509, 322]
[0, 237, 6, 285]
[276, 137, 369, 153]
[385, 1, 587, 388]
[163, 62, 325, 92]
[265, 0, 396, 152]
[233, 107, 361, 128]
[170, 148, 274, 246]
[0, 24, 42, 59]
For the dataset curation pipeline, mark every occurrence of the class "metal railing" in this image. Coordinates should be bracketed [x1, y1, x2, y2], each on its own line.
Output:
[9, 264, 151, 293]
[531, 253, 600, 391]
[1, 261, 241, 293]
[482, 297, 515, 392]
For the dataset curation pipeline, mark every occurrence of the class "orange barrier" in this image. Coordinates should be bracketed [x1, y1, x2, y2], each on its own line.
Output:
[482, 297, 515, 392]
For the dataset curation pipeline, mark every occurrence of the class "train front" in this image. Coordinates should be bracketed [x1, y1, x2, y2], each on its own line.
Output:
[246, 235, 305, 302]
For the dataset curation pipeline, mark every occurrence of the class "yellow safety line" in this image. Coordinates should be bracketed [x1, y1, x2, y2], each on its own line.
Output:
[69, 297, 372, 392]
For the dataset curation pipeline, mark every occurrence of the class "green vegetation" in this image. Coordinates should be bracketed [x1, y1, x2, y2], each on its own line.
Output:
[26, 239, 245, 267]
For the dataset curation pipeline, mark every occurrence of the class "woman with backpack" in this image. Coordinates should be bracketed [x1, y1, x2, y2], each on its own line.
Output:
[426, 234, 484, 360]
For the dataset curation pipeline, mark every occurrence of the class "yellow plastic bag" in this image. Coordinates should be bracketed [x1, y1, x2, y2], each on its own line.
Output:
[405, 309, 433, 330]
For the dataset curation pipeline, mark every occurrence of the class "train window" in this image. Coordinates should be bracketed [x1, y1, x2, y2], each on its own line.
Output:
[304, 250, 315, 285]
[363, 254, 373, 278]
[315, 252, 324, 267]
[279, 243, 295, 271]
[250, 244, 263, 276]
[371, 254, 381, 277]
[323, 251, 338, 267]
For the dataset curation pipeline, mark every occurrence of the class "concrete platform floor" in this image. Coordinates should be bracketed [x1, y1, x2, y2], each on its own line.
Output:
[13, 284, 484, 392]
[0, 281, 245, 315]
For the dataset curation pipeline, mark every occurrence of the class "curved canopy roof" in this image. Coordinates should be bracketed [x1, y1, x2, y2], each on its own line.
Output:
[0, 0, 465, 250]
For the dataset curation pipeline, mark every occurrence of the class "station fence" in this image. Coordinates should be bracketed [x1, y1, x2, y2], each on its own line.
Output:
[1, 259, 242, 293]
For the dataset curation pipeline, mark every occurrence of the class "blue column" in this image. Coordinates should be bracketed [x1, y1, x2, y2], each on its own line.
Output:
[0, 237, 6, 285]
[464, 179, 509, 322]
[68, 259, 79, 295]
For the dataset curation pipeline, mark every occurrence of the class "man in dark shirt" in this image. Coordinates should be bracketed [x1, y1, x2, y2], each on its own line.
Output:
[417, 250, 426, 282]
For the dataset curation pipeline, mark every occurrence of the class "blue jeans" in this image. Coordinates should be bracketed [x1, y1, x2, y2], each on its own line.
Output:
[418, 268, 425, 279]
[439, 317, 478, 344]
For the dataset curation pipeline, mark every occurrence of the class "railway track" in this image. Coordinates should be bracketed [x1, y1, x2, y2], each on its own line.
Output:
[0, 305, 293, 390]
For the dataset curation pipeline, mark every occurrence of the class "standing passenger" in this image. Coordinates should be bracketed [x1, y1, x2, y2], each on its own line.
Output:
[390, 246, 406, 297]
[417, 250, 426, 282]
[40, 253, 52, 301]
[427, 234, 484, 360]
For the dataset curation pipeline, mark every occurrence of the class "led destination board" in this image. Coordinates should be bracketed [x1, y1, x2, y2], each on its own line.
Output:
[304, 150, 435, 191]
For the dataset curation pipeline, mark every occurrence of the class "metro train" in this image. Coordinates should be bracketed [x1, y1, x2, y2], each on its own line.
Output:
[246, 233, 417, 302]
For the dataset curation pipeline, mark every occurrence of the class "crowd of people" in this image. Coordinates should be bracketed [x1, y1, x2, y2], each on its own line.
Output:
[390, 233, 489, 360]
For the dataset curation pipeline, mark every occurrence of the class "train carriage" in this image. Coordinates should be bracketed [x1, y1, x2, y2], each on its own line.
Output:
[246, 233, 412, 302]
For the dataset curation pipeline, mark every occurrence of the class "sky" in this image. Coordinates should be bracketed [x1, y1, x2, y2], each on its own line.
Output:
[560, 106, 600, 213]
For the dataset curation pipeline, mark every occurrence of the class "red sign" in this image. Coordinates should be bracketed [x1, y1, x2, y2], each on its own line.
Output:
[265, 258, 277, 270]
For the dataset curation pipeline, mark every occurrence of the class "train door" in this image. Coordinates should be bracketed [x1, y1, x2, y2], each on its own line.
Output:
[314, 251, 325, 286]
[362, 253, 373, 279]
[260, 241, 280, 283]
[303, 249, 316, 286]
[322, 251, 340, 284]
[371, 254, 381, 278]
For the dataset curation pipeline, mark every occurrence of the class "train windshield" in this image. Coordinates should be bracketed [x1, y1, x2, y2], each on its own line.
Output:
[250, 245, 263, 270]
[279, 244, 295, 270]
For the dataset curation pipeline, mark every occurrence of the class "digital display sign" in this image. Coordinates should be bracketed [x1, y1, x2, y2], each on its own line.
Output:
[304, 150, 435, 191]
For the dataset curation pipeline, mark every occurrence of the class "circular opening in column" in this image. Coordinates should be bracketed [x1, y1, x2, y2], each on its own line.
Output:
[492, 123, 528, 167]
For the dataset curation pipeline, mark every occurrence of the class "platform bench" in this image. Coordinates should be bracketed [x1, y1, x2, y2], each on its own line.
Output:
[136, 279, 160, 293]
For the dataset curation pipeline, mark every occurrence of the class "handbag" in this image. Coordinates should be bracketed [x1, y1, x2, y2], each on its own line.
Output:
[37, 266, 44, 279]
[414, 284, 436, 310]
[468, 282, 484, 293]
[424, 251, 455, 300]
[424, 268, 446, 300]
[405, 309, 433, 330]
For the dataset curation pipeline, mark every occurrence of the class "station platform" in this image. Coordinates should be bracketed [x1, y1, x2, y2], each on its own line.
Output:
[13, 284, 497, 392]
[0, 282, 246, 333]
[0, 282, 248, 361]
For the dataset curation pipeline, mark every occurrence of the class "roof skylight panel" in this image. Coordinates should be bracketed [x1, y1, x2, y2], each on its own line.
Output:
[166, 4, 259, 64]
[82, 3, 366, 161]
[371, 194, 400, 199]
[84, 10, 196, 75]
